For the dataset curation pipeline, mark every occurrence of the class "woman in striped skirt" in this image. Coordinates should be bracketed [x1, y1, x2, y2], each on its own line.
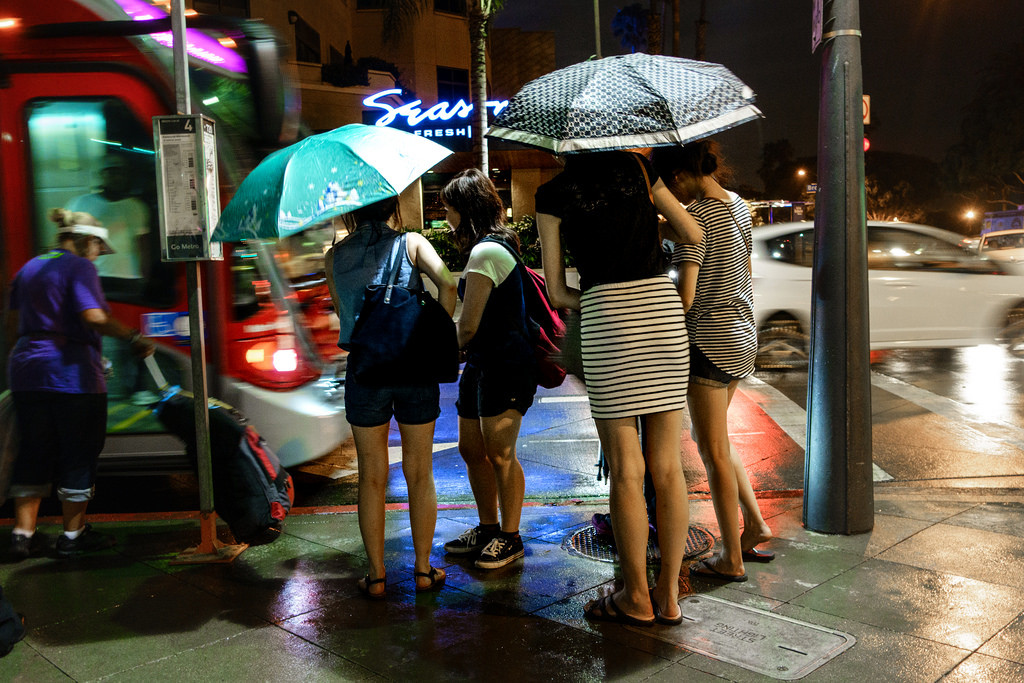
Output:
[653, 140, 773, 583]
[536, 150, 702, 626]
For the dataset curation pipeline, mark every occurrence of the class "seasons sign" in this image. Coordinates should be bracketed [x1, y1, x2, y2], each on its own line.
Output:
[362, 89, 509, 150]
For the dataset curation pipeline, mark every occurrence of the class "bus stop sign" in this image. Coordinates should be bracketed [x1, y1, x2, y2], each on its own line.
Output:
[153, 114, 222, 261]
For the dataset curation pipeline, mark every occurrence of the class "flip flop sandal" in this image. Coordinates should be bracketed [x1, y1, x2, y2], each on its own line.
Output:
[414, 567, 446, 593]
[584, 594, 655, 627]
[358, 574, 387, 600]
[690, 558, 748, 583]
[649, 589, 683, 626]
[742, 547, 776, 562]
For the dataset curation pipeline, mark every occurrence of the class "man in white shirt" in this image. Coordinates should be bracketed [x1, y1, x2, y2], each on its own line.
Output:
[67, 153, 150, 280]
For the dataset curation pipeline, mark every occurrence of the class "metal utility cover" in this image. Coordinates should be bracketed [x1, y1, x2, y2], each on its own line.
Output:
[644, 595, 856, 680]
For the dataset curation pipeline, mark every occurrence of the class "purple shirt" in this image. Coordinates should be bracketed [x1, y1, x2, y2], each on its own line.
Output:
[7, 249, 108, 393]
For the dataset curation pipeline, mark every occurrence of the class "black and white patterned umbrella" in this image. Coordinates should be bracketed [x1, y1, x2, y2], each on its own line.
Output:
[488, 53, 762, 154]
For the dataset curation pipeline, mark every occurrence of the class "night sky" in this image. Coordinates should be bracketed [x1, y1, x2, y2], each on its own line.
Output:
[493, 0, 1024, 188]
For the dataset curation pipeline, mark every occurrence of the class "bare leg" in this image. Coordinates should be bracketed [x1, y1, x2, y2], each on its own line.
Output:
[592, 417, 656, 621]
[353, 423, 390, 595]
[688, 381, 744, 576]
[397, 421, 444, 589]
[480, 409, 525, 532]
[458, 416, 499, 526]
[13, 497, 42, 533]
[722, 386, 772, 552]
[644, 409, 687, 620]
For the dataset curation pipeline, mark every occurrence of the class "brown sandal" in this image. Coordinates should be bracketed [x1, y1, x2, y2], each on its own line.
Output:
[414, 567, 445, 592]
[357, 574, 386, 600]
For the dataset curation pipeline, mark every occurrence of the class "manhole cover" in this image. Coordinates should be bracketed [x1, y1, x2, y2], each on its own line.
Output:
[640, 595, 856, 680]
[562, 524, 714, 563]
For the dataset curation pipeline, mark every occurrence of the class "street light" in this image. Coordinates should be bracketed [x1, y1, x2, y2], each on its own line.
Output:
[797, 168, 807, 178]
[964, 209, 977, 220]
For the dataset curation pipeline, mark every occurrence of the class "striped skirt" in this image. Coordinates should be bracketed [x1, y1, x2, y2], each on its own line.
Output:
[580, 275, 689, 420]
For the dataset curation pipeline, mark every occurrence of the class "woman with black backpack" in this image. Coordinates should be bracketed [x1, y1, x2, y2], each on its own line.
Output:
[440, 169, 537, 571]
[326, 197, 456, 599]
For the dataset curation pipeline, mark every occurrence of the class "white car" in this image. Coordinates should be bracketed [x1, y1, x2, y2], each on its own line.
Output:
[978, 228, 1024, 263]
[751, 221, 1024, 368]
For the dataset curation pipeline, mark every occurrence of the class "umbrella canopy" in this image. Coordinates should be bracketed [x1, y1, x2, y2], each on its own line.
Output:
[213, 124, 452, 241]
[487, 53, 762, 155]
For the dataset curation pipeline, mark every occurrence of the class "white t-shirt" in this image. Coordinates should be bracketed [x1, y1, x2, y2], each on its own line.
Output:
[462, 240, 517, 287]
[66, 193, 150, 279]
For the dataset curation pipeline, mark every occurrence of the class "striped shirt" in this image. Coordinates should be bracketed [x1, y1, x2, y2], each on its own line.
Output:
[673, 192, 757, 378]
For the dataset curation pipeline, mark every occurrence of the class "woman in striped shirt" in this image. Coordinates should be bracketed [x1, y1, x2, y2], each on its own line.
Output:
[536, 150, 702, 626]
[654, 140, 773, 583]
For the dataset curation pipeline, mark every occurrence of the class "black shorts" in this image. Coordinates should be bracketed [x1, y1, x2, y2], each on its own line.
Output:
[689, 343, 741, 388]
[9, 391, 107, 501]
[456, 363, 536, 420]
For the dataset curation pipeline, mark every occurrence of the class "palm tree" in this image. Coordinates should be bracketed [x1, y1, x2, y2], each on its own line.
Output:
[377, 0, 503, 173]
[670, 0, 680, 56]
[694, 0, 707, 60]
[468, 1, 505, 173]
[648, 0, 664, 55]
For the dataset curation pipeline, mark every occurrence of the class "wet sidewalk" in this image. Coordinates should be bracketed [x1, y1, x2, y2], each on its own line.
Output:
[3, 485, 1024, 681]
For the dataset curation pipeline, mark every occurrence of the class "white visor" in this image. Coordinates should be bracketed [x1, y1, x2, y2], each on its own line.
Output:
[58, 224, 115, 255]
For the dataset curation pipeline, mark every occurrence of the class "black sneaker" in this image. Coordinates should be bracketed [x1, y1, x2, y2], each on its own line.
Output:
[55, 525, 116, 557]
[9, 532, 48, 560]
[474, 533, 525, 569]
[443, 525, 498, 555]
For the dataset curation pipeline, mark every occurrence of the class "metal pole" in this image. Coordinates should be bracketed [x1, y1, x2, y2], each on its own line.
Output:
[170, 0, 218, 548]
[594, 0, 602, 58]
[803, 0, 873, 534]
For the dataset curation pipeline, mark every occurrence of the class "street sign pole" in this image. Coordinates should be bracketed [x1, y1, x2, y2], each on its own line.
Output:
[804, 0, 874, 534]
[164, 0, 244, 562]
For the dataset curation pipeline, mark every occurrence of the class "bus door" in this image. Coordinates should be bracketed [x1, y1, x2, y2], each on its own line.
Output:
[1, 67, 193, 471]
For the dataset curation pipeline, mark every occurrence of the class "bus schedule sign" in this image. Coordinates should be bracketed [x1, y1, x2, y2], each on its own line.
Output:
[153, 114, 222, 261]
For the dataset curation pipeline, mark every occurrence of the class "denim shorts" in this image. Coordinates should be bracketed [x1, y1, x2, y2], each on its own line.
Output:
[344, 368, 440, 428]
[456, 363, 536, 420]
[9, 391, 107, 502]
[689, 343, 741, 389]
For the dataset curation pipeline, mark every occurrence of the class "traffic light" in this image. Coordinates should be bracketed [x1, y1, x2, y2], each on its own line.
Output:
[863, 136, 870, 152]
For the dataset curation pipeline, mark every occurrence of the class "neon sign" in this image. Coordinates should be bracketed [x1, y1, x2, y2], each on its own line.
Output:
[113, 0, 247, 73]
[363, 89, 509, 129]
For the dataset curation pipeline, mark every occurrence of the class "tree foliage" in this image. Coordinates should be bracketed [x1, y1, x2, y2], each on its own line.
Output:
[865, 177, 925, 223]
[943, 40, 1024, 209]
[612, 4, 649, 53]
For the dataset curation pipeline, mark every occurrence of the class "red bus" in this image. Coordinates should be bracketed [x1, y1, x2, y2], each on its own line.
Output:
[0, 0, 348, 472]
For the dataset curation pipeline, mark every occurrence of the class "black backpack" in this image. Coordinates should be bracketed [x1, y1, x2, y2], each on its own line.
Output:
[154, 389, 294, 545]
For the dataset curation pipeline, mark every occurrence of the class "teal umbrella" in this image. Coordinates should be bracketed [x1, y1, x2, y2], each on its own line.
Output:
[213, 124, 452, 241]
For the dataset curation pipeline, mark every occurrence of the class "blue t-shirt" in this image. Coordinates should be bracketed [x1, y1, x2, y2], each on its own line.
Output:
[7, 249, 108, 393]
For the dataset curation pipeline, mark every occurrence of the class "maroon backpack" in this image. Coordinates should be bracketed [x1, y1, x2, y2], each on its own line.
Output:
[485, 238, 567, 388]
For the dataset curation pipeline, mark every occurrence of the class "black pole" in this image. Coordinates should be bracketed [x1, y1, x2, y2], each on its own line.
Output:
[803, 0, 873, 534]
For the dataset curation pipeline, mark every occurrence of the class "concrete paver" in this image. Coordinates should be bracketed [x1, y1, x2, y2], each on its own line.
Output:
[1, 492, 1022, 681]
[3, 372, 1024, 680]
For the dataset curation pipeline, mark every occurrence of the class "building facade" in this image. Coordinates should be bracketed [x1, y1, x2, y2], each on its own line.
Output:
[189, 0, 559, 230]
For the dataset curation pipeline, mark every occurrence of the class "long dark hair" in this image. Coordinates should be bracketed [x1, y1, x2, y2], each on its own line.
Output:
[441, 168, 519, 255]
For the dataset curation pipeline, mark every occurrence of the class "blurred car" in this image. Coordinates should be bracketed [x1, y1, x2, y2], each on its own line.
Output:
[751, 221, 1024, 368]
[959, 235, 981, 250]
[978, 228, 1024, 263]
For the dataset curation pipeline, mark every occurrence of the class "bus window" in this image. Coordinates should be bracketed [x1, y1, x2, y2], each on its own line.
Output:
[26, 98, 176, 308]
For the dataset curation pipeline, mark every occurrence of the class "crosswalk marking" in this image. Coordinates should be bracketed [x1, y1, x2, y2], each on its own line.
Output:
[740, 376, 894, 482]
[870, 373, 1024, 453]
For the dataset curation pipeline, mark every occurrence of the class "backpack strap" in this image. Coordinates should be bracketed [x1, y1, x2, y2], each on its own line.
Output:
[383, 233, 407, 304]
